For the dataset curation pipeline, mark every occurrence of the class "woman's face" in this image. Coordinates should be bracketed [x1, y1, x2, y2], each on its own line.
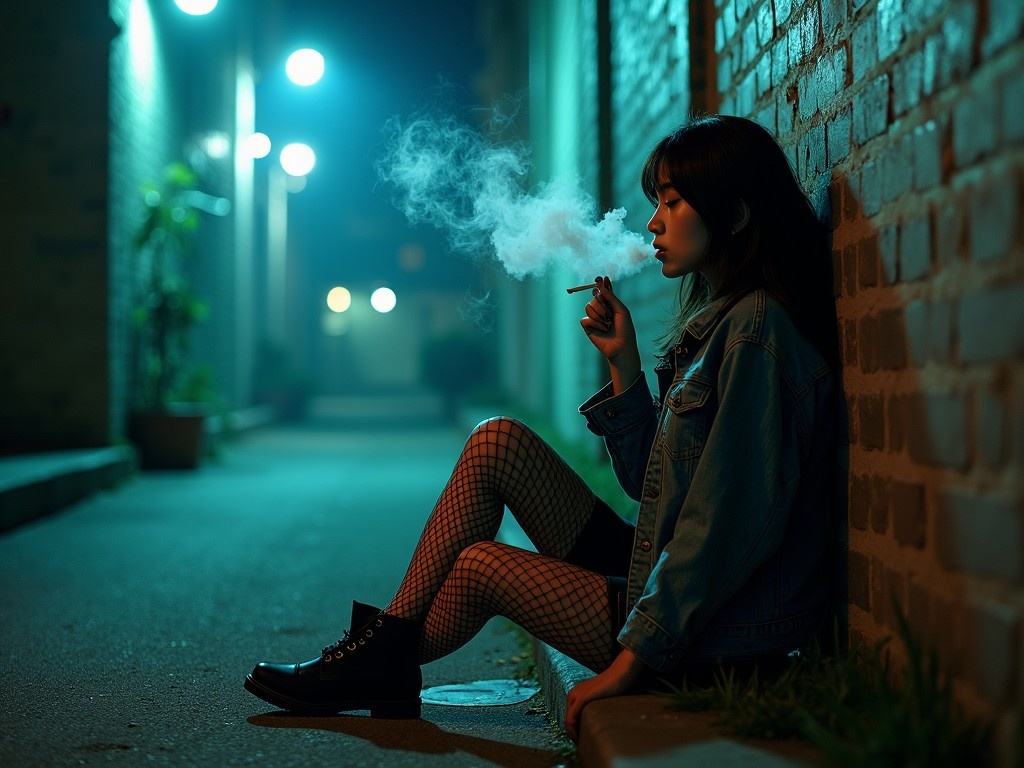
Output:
[647, 170, 711, 282]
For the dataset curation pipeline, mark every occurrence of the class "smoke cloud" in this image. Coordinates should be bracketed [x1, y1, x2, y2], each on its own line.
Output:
[377, 113, 649, 281]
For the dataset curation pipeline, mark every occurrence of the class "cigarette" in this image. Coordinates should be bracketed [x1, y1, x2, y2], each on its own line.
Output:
[565, 281, 600, 294]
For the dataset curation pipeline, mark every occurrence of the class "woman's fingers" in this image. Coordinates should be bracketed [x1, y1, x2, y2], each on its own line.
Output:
[584, 298, 613, 328]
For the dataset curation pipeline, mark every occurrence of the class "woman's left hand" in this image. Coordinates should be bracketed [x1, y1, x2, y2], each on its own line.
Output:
[564, 649, 645, 743]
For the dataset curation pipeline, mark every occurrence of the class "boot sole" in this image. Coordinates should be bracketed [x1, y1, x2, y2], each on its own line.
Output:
[244, 674, 422, 719]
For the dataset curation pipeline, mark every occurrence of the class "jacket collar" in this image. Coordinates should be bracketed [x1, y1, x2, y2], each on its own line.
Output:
[683, 290, 751, 343]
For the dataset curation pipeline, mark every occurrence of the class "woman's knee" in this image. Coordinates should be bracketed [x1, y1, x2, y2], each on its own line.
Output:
[466, 416, 532, 458]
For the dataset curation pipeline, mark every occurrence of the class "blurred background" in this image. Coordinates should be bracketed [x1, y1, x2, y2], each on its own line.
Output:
[1, 5, 1023, 753]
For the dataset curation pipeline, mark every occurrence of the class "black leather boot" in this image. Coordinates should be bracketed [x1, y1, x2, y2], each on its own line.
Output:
[244, 601, 423, 718]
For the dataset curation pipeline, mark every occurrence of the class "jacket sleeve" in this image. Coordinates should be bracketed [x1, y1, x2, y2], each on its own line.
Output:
[618, 340, 804, 670]
[578, 373, 660, 502]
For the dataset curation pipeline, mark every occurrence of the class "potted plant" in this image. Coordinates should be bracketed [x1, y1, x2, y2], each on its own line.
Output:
[128, 161, 213, 469]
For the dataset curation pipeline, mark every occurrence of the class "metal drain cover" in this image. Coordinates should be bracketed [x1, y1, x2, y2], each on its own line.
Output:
[420, 679, 540, 706]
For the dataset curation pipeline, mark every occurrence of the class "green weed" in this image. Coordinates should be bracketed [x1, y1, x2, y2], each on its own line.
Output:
[664, 611, 994, 767]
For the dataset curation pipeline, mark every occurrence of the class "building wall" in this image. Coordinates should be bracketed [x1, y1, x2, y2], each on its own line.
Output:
[108, 0, 182, 439]
[0, 4, 118, 451]
[530, 0, 1024, 754]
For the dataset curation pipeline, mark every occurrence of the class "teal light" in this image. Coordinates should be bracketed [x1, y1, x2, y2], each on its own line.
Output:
[279, 143, 316, 177]
[174, 0, 218, 15]
[285, 49, 325, 86]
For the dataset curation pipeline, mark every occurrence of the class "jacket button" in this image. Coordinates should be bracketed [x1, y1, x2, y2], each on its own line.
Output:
[643, 487, 659, 499]
[605, 407, 616, 418]
[640, 540, 652, 552]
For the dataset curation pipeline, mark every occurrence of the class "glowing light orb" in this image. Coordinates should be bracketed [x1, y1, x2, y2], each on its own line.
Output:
[370, 287, 397, 314]
[326, 286, 352, 313]
[286, 48, 325, 86]
[279, 143, 316, 176]
[174, 0, 218, 15]
[245, 132, 271, 159]
[202, 132, 230, 159]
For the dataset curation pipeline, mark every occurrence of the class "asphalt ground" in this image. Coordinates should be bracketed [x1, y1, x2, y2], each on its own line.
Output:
[0, 401, 571, 767]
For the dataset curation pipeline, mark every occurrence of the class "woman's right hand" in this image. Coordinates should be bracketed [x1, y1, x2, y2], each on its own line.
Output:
[580, 276, 641, 393]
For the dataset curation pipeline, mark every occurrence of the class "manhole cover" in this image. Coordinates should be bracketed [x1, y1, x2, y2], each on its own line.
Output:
[420, 679, 540, 706]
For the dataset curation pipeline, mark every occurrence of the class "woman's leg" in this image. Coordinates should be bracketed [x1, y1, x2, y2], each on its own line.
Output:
[420, 541, 618, 673]
[386, 417, 602, 622]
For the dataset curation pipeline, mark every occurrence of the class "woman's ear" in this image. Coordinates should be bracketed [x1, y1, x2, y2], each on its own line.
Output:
[731, 199, 751, 234]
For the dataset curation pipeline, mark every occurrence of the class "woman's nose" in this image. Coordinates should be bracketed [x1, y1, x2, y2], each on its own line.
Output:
[647, 212, 662, 234]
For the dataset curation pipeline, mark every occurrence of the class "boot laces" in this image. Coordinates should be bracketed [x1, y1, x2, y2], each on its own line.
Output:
[320, 619, 380, 659]
[321, 630, 354, 658]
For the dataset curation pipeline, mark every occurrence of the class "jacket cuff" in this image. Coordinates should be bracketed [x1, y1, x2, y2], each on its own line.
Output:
[617, 609, 687, 672]
[578, 373, 652, 436]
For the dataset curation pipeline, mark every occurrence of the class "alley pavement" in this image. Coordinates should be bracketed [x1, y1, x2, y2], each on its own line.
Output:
[0, 397, 568, 767]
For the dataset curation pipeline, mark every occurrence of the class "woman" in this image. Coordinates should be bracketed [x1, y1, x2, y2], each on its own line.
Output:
[244, 115, 841, 742]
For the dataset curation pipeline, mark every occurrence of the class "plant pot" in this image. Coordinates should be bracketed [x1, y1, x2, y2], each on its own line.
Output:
[129, 409, 206, 470]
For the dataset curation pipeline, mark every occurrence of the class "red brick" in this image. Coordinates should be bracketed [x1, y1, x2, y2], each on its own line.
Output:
[934, 202, 964, 266]
[858, 315, 880, 371]
[953, 88, 999, 168]
[875, 0, 903, 61]
[892, 49, 924, 116]
[756, 0, 774, 46]
[968, 172, 1018, 266]
[848, 549, 871, 610]
[906, 579, 931, 643]
[1003, 66, 1024, 144]
[849, 473, 870, 530]
[870, 473, 889, 533]
[936, 490, 1022, 580]
[882, 133, 913, 203]
[904, 297, 952, 366]
[938, 3, 977, 86]
[898, 214, 931, 282]
[879, 224, 898, 284]
[842, 316, 858, 367]
[851, 18, 877, 82]
[968, 598, 1020, 704]
[978, 389, 1007, 468]
[877, 307, 908, 369]
[982, 0, 1024, 57]
[872, 560, 906, 630]
[889, 393, 910, 452]
[858, 390, 885, 449]
[771, 36, 789, 86]
[905, 391, 969, 468]
[859, 159, 882, 216]
[827, 107, 852, 165]
[820, 0, 846, 38]
[853, 74, 890, 146]
[890, 479, 926, 548]
[774, 0, 792, 26]
[912, 120, 941, 191]
[958, 285, 1024, 364]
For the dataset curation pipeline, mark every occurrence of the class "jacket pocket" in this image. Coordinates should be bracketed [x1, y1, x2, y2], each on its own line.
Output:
[660, 378, 714, 460]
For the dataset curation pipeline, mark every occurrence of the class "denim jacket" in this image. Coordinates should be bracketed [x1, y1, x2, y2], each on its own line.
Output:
[579, 290, 837, 672]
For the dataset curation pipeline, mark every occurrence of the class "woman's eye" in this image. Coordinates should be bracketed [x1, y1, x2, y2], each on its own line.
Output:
[664, 198, 681, 208]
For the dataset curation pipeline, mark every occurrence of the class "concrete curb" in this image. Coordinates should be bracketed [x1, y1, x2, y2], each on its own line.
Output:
[0, 446, 136, 534]
[0, 406, 277, 536]
[534, 640, 821, 767]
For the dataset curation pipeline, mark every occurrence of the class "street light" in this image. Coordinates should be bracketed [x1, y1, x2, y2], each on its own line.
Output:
[174, 0, 218, 15]
[285, 48, 325, 86]
[279, 142, 316, 177]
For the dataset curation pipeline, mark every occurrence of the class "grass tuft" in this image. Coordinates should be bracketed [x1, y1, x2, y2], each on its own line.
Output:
[663, 609, 994, 767]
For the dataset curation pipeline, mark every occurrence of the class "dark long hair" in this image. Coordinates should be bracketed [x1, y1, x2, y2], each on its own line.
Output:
[641, 115, 839, 370]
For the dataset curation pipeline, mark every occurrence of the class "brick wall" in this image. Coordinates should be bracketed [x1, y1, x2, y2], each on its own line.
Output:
[0, 4, 118, 451]
[709, 0, 1022, 745]
[108, 0, 182, 441]
[533, 0, 1023, 756]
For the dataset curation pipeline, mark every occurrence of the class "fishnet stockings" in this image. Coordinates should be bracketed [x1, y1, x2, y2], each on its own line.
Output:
[385, 417, 619, 672]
